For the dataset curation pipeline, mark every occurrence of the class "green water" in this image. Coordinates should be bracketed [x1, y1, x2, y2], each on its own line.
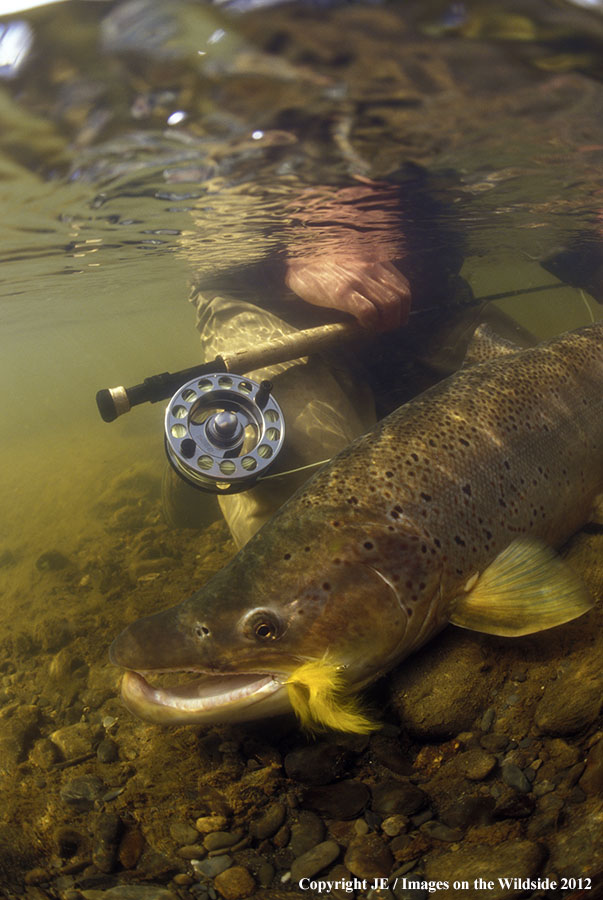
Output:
[0, 0, 602, 889]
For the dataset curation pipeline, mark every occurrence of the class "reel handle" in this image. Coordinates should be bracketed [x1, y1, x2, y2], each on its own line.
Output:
[96, 321, 367, 422]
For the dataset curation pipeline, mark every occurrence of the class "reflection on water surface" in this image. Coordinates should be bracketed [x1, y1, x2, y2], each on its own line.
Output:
[0, 0, 602, 896]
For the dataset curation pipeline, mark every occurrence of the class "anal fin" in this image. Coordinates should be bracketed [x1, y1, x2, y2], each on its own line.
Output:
[450, 538, 594, 637]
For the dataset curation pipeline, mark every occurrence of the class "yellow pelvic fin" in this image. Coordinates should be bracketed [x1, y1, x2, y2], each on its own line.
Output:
[286, 657, 379, 734]
[450, 537, 594, 637]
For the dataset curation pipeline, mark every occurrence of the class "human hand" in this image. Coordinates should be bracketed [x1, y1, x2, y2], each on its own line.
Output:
[285, 254, 411, 332]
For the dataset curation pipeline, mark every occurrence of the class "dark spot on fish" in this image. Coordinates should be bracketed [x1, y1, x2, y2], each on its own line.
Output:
[499, 499, 507, 508]
[459, 438, 470, 446]
[411, 452, 419, 462]
[434, 538, 441, 548]
[420, 492, 432, 502]
[283, 553, 291, 560]
[462, 484, 472, 496]
[454, 535, 466, 546]
[363, 541, 374, 550]
[385, 471, 394, 478]
[304, 546, 311, 552]
[322, 583, 331, 591]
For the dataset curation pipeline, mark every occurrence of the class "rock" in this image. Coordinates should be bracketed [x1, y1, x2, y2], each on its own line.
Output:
[249, 801, 286, 839]
[289, 810, 326, 856]
[92, 812, 122, 873]
[480, 733, 508, 753]
[193, 855, 233, 878]
[580, 739, 603, 795]
[119, 827, 145, 869]
[50, 723, 95, 759]
[33, 616, 71, 652]
[420, 821, 464, 841]
[79, 887, 177, 900]
[169, 822, 199, 845]
[371, 780, 427, 818]
[36, 550, 71, 571]
[548, 798, 603, 880]
[203, 830, 244, 852]
[535, 666, 602, 735]
[457, 749, 497, 781]
[54, 826, 85, 858]
[439, 795, 495, 830]
[290, 840, 340, 881]
[196, 814, 229, 833]
[390, 630, 503, 740]
[0, 704, 41, 774]
[303, 780, 370, 820]
[60, 775, 105, 810]
[501, 763, 531, 793]
[213, 864, 255, 900]
[284, 743, 350, 785]
[344, 834, 393, 879]
[381, 815, 409, 837]
[493, 786, 535, 819]
[97, 737, 119, 763]
[177, 844, 205, 859]
[425, 840, 545, 899]
[30, 737, 61, 769]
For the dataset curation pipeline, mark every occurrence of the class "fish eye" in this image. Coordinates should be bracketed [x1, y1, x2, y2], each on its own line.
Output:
[241, 609, 282, 642]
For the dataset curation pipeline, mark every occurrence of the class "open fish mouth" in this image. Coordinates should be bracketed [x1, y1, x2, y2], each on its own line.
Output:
[120, 669, 291, 725]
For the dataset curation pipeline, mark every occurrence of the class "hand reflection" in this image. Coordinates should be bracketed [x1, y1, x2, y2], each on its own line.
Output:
[285, 254, 411, 332]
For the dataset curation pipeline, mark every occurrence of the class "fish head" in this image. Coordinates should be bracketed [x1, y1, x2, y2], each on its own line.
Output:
[110, 507, 436, 731]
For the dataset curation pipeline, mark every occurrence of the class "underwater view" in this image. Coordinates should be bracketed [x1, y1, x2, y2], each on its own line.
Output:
[0, 0, 602, 898]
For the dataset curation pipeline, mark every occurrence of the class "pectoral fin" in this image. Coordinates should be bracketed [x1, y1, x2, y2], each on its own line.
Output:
[450, 538, 594, 637]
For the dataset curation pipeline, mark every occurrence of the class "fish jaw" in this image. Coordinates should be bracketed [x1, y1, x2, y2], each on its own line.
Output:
[119, 670, 291, 725]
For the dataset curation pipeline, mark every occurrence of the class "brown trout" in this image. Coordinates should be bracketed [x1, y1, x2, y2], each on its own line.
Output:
[110, 323, 603, 732]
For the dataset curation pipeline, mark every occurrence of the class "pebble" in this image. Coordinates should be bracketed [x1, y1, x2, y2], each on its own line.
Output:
[36, 550, 71, 571]
[0, 704, 41, 774]
[480, 732, 508, 753]
[303, 780, 370, 820]
[284, 743, 350, 785]
[97, 738, 119, 763]
[289, 810, 325, 856]
[179, 845, 206, 859]
[93, 812, 122, 873]
[196, 815, 229, 834]
[580, 738, 603, 795]
[51, 723, 95, 760]
[439, 795, 494, 830]
[213, 865, 255, 900]
[371, 780, 427, 818]
[193, 855, 233, 878]
[204, 831, 244, 852]
[381, 815, 409, 837]
[249, 801, 286, 839]
[344, 834, 394, 879]
[456, 749, 497, 781]
[170, 822, 199, 844]
[425, 839, 545, 900]
[79, 887, 177, 900]
[501, 762, 531, 793]
[290, 840, 340, 881]
[420, 821, 463, 842]
[119, 827, 145, 869]
[535, 669, 602, 735]
[30, 737, 61, 769]
[60, 775, 105, 810]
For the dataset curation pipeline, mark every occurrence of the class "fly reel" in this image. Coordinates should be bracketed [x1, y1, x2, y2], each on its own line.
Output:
[164, 373, 285, 493]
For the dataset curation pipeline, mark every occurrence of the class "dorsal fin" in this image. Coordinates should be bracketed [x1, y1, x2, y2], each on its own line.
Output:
[463, 323, 522, 367]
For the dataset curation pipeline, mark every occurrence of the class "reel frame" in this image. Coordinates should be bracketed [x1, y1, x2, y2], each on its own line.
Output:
[164, 372, 285, 494]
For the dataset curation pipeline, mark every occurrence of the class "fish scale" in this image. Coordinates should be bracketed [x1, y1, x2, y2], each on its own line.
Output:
[111, 322, 603, 732]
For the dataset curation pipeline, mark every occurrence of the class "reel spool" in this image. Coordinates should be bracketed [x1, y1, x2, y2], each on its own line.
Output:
[164, 373, 285, 493]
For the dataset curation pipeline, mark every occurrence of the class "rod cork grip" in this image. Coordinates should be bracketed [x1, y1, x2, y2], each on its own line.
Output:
[96, 386, 130, 422]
